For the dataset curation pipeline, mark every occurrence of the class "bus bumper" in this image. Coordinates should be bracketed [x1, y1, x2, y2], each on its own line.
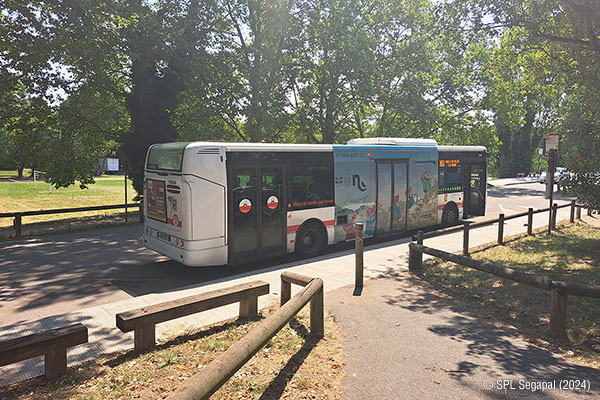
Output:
[143, 234, 227, 266]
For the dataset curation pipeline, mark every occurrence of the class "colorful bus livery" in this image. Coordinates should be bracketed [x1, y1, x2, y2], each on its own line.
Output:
[143, 139, 487, 266]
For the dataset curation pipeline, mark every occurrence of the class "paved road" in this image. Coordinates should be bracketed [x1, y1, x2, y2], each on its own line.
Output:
[0, 184, 582, 386]
[0, 181, 571, 326]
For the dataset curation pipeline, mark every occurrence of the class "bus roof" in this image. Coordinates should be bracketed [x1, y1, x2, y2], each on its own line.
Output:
[347, 138, 438, 146]
[184, 142, 333, 152]
[437, 145, 487, 153]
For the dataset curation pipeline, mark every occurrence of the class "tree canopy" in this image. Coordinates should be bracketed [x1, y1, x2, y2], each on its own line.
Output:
[1, 0, 598, 204]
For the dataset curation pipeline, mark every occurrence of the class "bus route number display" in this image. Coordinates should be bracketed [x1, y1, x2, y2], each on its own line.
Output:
[440, 159, 459, 168]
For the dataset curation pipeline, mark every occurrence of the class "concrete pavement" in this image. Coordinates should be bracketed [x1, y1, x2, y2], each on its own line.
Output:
[328, 272, 600, 399]
[0, 202, 595, 395]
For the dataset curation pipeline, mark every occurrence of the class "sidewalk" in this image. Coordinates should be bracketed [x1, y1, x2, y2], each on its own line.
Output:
[488, 176, 540, 187]
[328, 272, 600, 399]
[0, 205, 592, 390]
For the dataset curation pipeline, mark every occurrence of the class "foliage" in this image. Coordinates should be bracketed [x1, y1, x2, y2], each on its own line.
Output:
[8, 0, 597, 193]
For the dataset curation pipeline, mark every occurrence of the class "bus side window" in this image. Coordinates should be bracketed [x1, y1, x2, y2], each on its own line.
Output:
[290, 164, 333, 209]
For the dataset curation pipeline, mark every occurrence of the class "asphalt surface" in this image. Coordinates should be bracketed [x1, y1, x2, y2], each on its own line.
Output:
[0, 181, 572, 326]
[327, 272, 600, 400]
[1, 178, 596, 393]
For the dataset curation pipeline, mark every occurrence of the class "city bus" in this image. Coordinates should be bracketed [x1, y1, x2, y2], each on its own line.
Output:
[143, 138, 487, 266]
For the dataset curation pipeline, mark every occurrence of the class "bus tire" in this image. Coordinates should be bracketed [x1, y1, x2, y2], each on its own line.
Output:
[442, 203, 458, 226]
[295, 221, 326, 258]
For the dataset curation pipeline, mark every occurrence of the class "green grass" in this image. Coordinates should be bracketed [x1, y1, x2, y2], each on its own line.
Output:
[421, 221, 600, 366]
[0, 169, 33, 178]
[0, 175, 137, 229]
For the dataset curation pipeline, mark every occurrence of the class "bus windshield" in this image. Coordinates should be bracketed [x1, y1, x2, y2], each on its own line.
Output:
[146, 142, 189, 172]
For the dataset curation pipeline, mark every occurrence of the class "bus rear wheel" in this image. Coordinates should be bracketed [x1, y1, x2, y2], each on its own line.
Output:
[442, 203, 458, 226]
[295, 222, 326, 258]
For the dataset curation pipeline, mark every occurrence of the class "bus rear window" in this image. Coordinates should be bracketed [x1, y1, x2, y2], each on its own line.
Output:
[146, 142, 189, 172]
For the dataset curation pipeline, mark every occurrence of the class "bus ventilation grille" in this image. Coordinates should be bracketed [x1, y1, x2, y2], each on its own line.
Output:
[196, 148, 220, 154]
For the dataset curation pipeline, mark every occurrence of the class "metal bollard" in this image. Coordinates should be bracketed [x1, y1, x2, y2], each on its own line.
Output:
[498, 213, 505, 244]
[570, 200, 575, 223]
[527, 208, 533, 235]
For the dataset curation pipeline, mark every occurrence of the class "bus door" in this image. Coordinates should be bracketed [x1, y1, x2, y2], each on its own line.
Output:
[229, 165, 286, 263]
[375, 160, 408, 235]
[465, 163, 486, 216]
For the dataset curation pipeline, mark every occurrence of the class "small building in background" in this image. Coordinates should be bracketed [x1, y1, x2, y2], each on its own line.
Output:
[96, 157, 120, 176]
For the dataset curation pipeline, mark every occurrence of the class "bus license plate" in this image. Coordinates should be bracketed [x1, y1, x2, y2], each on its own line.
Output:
[158, 231, 171, 241]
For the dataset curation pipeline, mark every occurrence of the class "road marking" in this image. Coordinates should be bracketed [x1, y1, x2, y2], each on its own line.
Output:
[498, 204, 515, 215]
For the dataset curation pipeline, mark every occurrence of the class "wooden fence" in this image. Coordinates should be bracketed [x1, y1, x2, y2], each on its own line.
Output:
[168, 273, 324, 400]
[408, 203, 600, 339]
[0, 203, 142, 237]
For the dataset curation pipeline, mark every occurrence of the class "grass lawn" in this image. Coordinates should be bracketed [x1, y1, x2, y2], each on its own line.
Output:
[0, 169, 33, 178]
[0, 306, 344, 400]
[0, 175, 137, 231]
[420, 220, 600, 367]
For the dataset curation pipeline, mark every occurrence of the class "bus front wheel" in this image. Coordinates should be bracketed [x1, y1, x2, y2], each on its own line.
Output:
[295, 222, 326, 258]
[442, 203, 459, 226]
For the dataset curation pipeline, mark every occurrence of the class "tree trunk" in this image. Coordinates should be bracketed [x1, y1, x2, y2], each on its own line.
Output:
[123, 59, 181, 195]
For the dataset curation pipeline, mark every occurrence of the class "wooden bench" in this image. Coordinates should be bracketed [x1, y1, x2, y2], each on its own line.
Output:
[0, 323, 88, 380]
[116, 280, 270, 351]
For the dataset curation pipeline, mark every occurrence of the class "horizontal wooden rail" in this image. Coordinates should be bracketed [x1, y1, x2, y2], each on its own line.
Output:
[116, 280, 270, 351]
[408, 242, 600, 338]
[0, 203, 140, 218]
[413, 202, 574, 241]
[1, 203, 141, 237]
[409, 243, 555, 291]
[168, 276, 324, 400]
[0, 323, 88, 380]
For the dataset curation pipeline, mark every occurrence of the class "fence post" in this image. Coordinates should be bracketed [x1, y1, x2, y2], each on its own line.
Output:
[498, 213, 505, 244]
[124, 174, 128, 223]
[14, 214, 22, 237]
[408, 244, 422, 271]
[527, 208, 533, 235]
[280, 276, 291, 306]
[570, 200, 575, 223]
[355, 223, 364, 289]
[463, 220, 470, 256]
[139, 201, 144, 223]
[416, 230, 423, 246]
[549, 289, 567, 339]
[310, 284, 324, 338]
[551, 204, 558, 230]
[576, 203, 581, 220]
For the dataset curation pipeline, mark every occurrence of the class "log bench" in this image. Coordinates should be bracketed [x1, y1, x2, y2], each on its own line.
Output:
[116, 280, 270, 351]
[0, 323, 88, 380]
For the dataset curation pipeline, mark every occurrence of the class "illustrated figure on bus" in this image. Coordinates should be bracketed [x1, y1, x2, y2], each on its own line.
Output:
[406, 185, 415, 209]
[342, 213, 358, 239]
[365, 207, 376, 236]
[421, 168, 432, 193]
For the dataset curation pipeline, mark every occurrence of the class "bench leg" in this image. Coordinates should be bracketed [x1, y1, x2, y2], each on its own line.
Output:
[239, 296, 258, 319]
[44, 348, 67, 380]
[134, 324, 156, 351]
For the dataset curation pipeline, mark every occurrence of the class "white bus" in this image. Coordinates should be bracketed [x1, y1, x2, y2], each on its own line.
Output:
[143, 139, 487, 266]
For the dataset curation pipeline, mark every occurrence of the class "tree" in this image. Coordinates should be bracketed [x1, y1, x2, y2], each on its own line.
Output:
[1, 0, 214, 194]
